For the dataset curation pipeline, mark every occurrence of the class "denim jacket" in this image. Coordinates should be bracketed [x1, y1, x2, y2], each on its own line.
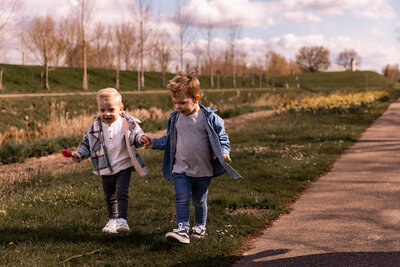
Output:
[76, 111, 148, 176]
[152, 104, 242, 182]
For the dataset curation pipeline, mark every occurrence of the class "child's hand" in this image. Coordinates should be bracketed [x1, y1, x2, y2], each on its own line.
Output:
[140, 135, 153, 149]
[72, 153, 81, 163]
[223, 154, 231, 162]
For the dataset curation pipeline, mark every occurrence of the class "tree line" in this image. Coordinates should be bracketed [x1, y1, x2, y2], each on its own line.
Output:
[1, 0, 363, 91]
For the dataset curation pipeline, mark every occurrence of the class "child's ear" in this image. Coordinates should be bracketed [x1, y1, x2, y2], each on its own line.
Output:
[194, 95, 200, 103]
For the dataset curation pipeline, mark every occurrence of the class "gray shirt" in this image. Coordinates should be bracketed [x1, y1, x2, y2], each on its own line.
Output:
[173, 110, 213, 177]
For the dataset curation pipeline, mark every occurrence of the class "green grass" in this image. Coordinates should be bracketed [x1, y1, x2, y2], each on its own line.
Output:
[273, 71, 400, 93]
[0, 100, 391, 266]
[0, 64, 398, 93]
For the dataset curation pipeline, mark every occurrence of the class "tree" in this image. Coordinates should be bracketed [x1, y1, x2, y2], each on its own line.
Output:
[115, 23, 136, 70]
[226, 22, 241, 88]
[0, 0, 20, 54]
[192, 44, 204, 75]
[295, 46, 330, 72]
[154, 31, 172, 87]
[266, 51, 288, 76]
[203, 19, 216, 88]
[69, 0, 95, 89]
[130, 0, 154, 90]
[173, 0, 193, 71]
[336, 49, 361, 71]
[382, 64, 400, 81]
[27, 16, 57, 90]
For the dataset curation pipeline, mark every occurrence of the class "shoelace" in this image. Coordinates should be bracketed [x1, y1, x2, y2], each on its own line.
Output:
[173, 223, 186, 233]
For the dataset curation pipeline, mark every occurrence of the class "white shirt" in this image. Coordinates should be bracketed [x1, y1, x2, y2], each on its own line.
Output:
[99, 116, 132, 175]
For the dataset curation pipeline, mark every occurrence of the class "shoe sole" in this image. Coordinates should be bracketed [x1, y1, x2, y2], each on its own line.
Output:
[166, 233, 190, 244]
[191, 234, 205, 239]
[116, 227, 131, 235]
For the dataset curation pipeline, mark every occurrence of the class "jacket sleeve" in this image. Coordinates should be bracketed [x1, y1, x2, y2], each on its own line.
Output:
[132, 121, 145, 148]
[76, 130, 90, 160]
[211, 113, 230, 155]
[152, 117, 172, 151]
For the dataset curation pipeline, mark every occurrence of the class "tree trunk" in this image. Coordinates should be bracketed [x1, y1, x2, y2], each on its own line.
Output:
[82, 0, 88, 90]
[140, 20, 144, 90]
[115, 68, 120, 90]
[44, 60, 50, 90]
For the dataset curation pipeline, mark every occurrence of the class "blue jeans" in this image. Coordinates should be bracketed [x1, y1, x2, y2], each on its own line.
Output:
[172, 173, 212, 229]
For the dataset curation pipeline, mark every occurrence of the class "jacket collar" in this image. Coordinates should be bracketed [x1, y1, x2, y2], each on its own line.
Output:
[171, 104, 217, 118]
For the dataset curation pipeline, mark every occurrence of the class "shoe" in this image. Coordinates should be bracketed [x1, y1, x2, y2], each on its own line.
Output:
[191, 225, 206, 238]
[102, 218, 117, 234]
[165, 223, 190, 244]
[116, 218, 131, 234]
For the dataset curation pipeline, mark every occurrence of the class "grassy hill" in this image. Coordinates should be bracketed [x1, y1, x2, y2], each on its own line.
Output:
[273, 71, 400, 93]
[0, 64, 398, 93]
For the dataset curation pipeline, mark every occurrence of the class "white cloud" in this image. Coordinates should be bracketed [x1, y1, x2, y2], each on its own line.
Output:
[184, 0, 277, 27]
[281, 12, 322, 23]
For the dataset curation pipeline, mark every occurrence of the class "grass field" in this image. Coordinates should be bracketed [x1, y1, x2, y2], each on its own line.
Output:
[0, 99, 391, 266]
[0, 63, 398, 93]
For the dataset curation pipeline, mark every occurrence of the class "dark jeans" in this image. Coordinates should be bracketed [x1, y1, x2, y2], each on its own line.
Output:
[101, 167, 132, 219]
[172, 173, 212, 228]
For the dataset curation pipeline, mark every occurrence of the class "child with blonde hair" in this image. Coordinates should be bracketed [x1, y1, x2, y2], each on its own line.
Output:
[71, 88, 151, 234]
[145, 72, 241, 244]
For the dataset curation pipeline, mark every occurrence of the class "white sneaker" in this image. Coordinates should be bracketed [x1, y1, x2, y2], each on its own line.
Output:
[116, 218, 131, 234]
[191, 225, 206, 238]
[102, 219, 117, 234]
[166, 223, 190, 244]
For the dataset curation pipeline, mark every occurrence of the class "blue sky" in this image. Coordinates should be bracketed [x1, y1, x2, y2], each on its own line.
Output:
[7, 0, 400, 72]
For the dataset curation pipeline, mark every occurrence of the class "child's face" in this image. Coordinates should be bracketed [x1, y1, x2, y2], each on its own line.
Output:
[172, 94, 200, 116]
[97, 97, 123, 124]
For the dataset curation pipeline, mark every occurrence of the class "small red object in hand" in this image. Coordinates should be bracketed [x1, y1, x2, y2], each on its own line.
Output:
[61, 149, 72, 157]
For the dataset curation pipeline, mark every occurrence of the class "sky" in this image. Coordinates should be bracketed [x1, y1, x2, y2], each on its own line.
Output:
[5, 0, 400, 73]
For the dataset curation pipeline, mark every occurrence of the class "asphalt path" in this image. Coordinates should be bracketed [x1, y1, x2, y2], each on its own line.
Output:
[234, 99, 400, 266]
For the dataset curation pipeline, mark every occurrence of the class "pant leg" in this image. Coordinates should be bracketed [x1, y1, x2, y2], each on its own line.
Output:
[192, 177, 211, 226]
[115, 167, 132, 219]
[101, 175, 118, 219]
[172, 173, 192, 228]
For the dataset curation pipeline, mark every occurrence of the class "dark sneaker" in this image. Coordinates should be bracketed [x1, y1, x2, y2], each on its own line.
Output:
[191, 225, 206, 238]
[166, 223, 190, 244]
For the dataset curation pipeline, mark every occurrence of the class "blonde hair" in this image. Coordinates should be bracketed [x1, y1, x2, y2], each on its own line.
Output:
[97, 88, 123, 106]
[168, 71, 200, 99]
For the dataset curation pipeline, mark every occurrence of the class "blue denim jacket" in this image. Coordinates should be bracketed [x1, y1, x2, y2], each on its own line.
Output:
[152, 104, 242, 182]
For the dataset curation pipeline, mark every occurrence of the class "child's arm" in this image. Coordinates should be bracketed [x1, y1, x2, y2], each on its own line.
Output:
[74, 131, 90, 162]
[211, 113, 232, 161]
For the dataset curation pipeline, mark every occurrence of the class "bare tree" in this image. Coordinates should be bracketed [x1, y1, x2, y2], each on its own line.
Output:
[154, 32, 172, 87]
[91, 22, 113, 68]
[336, 49, 361, 71]
[296, 46, 330, 72]
[0, 0, 20, 58]
[115, 23, 136, 70]
[27, 16, 57, 90]
[226, 22, 241, 88]
[192, 43, 204, 74]
[130, 0, 154, 90]
[173, 0, 193, 71]
[203, 19, 216, 88]
[69, 0, 95, 89]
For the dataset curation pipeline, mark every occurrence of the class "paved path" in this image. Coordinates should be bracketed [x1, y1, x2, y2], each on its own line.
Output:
[234, 99, 400, 266]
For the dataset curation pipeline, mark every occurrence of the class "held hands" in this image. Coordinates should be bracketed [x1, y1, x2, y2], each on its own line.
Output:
[71, 153, 81, 163]
[140, 135, 153, 149]
[223, 153, 232, 163]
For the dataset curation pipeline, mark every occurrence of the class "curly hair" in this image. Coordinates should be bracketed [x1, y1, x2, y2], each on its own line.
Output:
[167, 71, 200, 99]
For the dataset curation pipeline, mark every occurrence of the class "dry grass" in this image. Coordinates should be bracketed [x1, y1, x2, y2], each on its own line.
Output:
[0, 103, 170, 145]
